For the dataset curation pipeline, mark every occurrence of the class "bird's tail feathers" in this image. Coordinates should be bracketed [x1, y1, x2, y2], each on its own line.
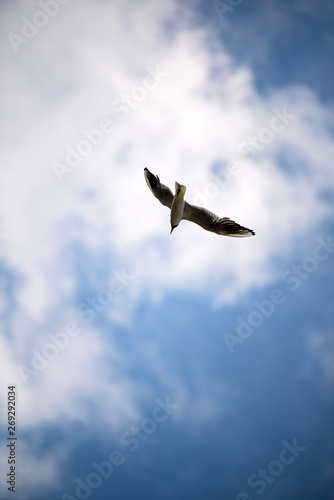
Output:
[175, 181, 186, 196]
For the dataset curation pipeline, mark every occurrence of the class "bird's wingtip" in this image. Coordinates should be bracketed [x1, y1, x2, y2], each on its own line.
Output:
[239, 226, 255, 237]
[243, 229, 255, 237]
[226, 228, 255, 237]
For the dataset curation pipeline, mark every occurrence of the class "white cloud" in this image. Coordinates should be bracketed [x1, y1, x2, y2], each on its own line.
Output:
[1, 0, 333, 367]
[2, 321, 140, 427]
[2, 0, 333, 316]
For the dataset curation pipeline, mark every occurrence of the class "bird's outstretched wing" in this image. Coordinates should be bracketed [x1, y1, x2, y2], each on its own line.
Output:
[144, 167, 255, 237]
[144, 167, 173, 208]
[182, 202, 255, 237]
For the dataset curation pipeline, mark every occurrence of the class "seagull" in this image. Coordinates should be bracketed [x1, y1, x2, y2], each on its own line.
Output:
[144, 168, 255, 237]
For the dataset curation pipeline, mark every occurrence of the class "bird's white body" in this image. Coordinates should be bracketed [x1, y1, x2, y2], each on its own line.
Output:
[170, 182, 186, 233]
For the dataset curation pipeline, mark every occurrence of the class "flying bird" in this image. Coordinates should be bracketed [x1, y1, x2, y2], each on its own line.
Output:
[144, 168, 255, 237]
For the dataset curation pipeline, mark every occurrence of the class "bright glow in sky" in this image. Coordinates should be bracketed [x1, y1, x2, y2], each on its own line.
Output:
[0, 1, 333, 499]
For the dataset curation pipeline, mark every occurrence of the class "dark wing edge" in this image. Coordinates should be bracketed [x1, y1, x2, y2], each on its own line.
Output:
[144, 168, 173, 209]
[183, 202, 255, 237]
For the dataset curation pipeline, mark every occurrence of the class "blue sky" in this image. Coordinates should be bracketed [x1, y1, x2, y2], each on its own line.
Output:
[0, 1, 334, 499]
